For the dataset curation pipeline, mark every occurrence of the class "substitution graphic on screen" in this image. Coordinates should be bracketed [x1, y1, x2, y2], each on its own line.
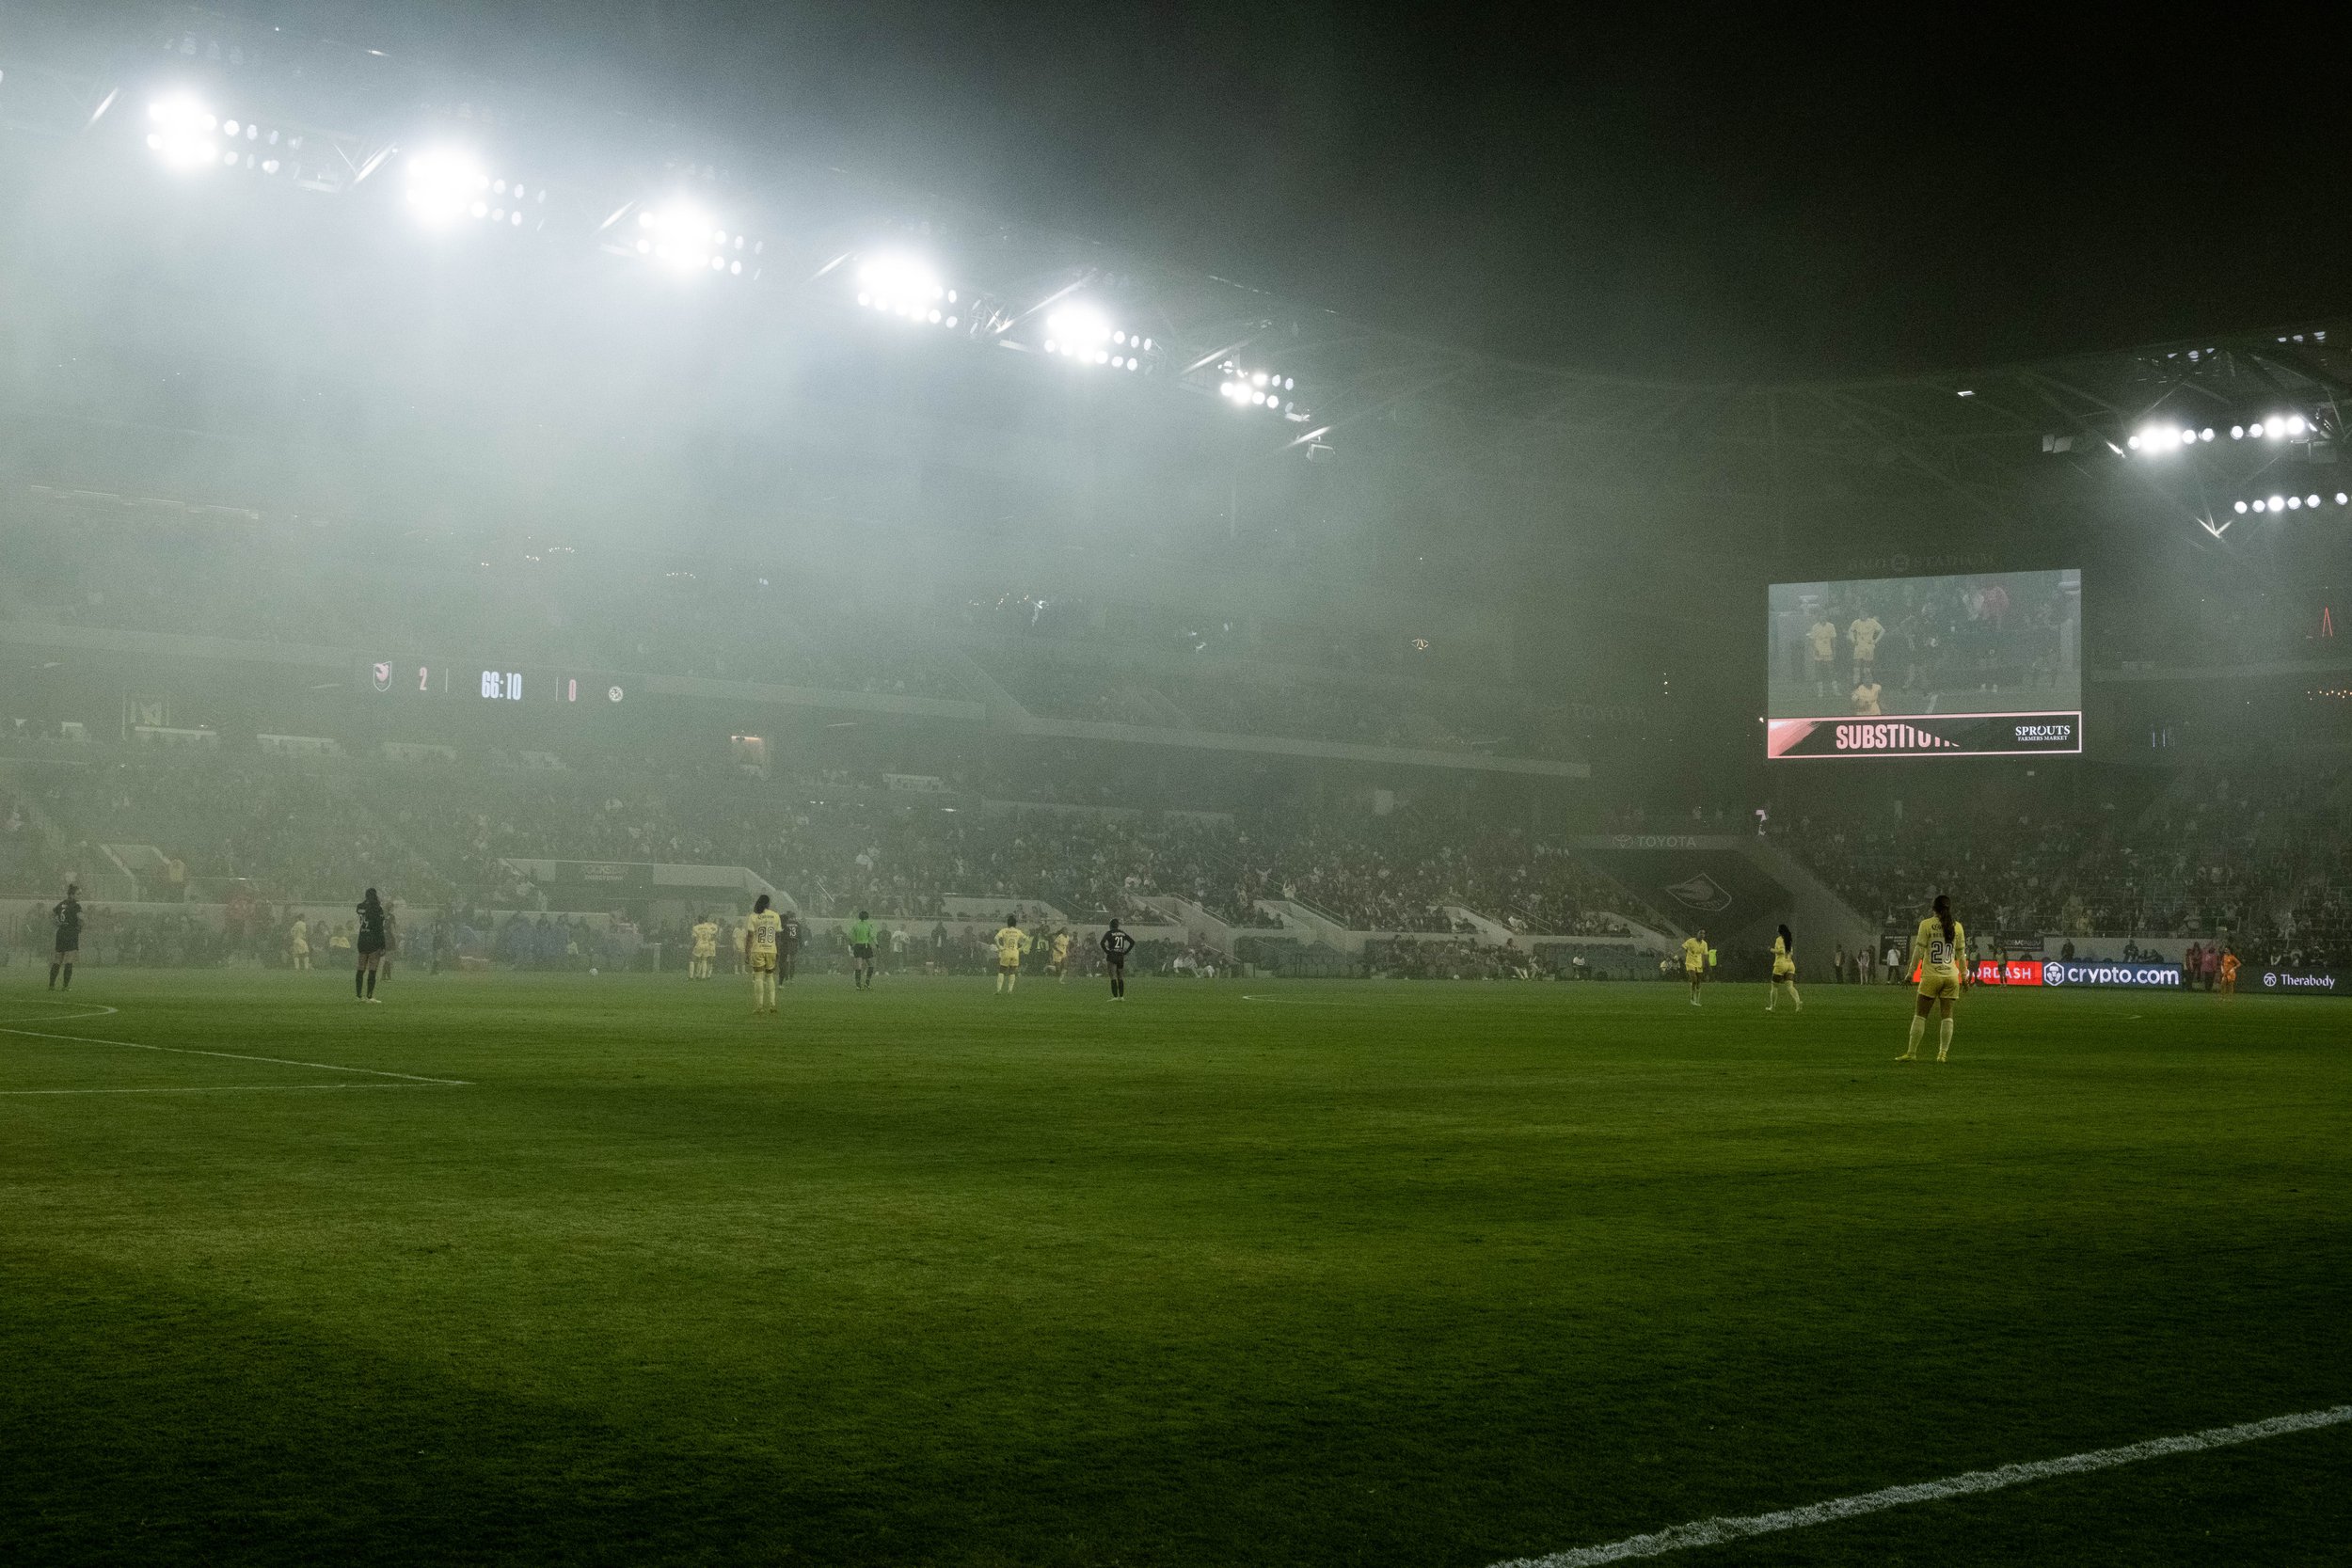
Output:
[1767, 568, 2081, 759]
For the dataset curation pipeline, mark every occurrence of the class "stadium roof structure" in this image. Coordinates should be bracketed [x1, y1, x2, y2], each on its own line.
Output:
[4, 11, 2344, 534]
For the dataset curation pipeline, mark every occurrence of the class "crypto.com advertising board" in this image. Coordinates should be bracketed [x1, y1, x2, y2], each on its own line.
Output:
[1767, 569, 2081, 759]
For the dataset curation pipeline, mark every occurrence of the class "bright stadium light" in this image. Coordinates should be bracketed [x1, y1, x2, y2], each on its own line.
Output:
[632, 202, 759, 277]
[1217, 359, 1299, 413]
[854, 254, 960, 329]
[2339, 493, 2350, 506]
[1041, 304, 1146, 369]
[2309, 494, 2323, 508]
[2288, 414, 2309, 436]
[145, 97, 221, 170]
[2269, 495, 2286, 511]
[2234, 500, 2249, 514]
[2231, 424, 2246, 439]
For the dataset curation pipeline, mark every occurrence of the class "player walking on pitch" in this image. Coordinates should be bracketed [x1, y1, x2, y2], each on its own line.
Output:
[1100, 918, 1135, 999]
[1900, 894, 1965, 1061]
[745, 895, 783, 1013]
[1681, 928, 1708, 1006]
[993, 914, 1031, 992]
[1767, 923, 1802, 1012]
[355, 888, 389, 1003]
[48, 883, 82, 991]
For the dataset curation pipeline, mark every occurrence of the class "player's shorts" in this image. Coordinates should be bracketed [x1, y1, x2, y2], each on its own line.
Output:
[1772, 960, 1795, 979]
[692, 944, 716, 959]
[851, 943, 873, 959]
[356, 937, 385, 956]
[54, 946, 78, 961]
[1916, 970, 1960, 1002]
[750, 950, 776, 974]
[998, 959, 1020, 972]
[1684, 963, 1705, 978]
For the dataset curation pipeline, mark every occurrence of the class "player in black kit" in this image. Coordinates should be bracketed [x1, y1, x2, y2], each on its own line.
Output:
[1100, 918, 1136, 1000]
[48, 883, 82, 990]
[355, 888, 389, 1003]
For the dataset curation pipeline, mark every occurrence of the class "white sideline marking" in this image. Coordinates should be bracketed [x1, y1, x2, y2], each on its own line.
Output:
[0, 1083, 442, 1096]
[1491, 1404, 2352, 1567]
[0, 1004, 469, 1086]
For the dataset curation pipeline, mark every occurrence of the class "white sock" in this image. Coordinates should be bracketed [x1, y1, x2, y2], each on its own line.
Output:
[1938, 1018, 1954, 1058]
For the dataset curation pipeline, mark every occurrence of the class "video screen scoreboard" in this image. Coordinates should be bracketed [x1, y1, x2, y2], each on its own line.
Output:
[360, 659, 627, 707]
[1766, 568, 2081, 760]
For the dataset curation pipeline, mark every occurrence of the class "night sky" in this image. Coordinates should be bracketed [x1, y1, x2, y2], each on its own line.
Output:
[149, 4, 2352, 378]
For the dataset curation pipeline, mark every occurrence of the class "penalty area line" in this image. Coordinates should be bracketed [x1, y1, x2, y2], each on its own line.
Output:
[0, 1006, 469, 1086]
[1490, 1403, 2352, 1568]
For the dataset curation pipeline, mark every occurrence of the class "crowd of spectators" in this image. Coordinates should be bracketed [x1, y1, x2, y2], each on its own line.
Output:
[1772, 766, 2352, 968]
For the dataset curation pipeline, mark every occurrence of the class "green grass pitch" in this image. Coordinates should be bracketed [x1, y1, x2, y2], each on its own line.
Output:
[2, 969, 2345, 1567]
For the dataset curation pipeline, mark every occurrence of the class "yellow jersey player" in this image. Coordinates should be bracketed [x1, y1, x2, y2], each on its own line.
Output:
[1767, 923, 1801, 1012]
[1848, 611, 1884, 679]
[289, 914, 310, 972]
[1900, 894, 1965, 1062]
[1049, 927, 1072, 984]
[993, 914, 1031, 993]
[744, 895, 783, 1013]
[1806, 612, 1839, 700]
[690, 914, 719, 980]
[1680, 929, 1708, 1006]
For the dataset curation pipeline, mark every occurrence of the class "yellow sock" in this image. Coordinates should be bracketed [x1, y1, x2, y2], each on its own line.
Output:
[1937, 1018, 1953, 1060]
[1903, 1017, 1925, 1058]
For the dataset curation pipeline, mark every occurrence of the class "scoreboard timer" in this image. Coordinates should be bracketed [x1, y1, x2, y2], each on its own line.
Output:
[363, 660, 623, 706]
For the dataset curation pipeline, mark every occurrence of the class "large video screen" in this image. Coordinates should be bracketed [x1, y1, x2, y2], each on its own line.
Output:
[1767, 569, 2081, 759]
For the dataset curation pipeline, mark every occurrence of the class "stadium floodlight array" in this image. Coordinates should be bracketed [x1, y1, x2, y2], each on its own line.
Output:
[1041, 303, 1148, 370]
[2233, 491, 2350, 515]
[145, 96, 302, 176]
[2227, 415, 2312, 440]
[404, 150, 546, 230]
[2125, 422, 2214, 452]
[1216, 360, 1296, 415]
[631, 201, 761, 277]
[853, 254, 961, 329]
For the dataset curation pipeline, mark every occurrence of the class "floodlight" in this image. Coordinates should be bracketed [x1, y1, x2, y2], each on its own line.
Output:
[2201, 427, 2214, 440]
[2310, 495, 2323, 508]
[2234, 500, 2249, 514]
[1047, 303, 1112, 350]
[2253, 499, 2268, 512]
[2339, 493, 2350, 506]
[145, 96, 220, 170]
[2289, 415, 2309, 435]
[405, 150, 498, 228]
[2232, 425, 2245, 439]
[2269, 495, 2286, 511]
[854, 254, 956, 326]
[633, 202, 739, 275]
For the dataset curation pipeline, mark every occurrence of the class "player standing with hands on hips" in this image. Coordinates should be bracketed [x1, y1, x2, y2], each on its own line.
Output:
[1100, 918, 1136, 1000]
[1899, 895, 1965, 1062]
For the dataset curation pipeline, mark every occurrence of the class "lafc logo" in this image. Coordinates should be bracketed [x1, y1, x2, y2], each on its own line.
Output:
[1663, 873, 1734, 912]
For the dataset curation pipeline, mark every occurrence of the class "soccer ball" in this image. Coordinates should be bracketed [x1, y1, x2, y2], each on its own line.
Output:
[588, 967, 598, 975]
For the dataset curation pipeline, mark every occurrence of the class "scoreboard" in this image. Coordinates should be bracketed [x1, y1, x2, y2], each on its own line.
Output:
[362, 659, 626, 707]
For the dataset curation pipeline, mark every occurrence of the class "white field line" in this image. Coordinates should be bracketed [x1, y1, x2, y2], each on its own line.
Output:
[1491, 1404, 2352, 1568]
[0, 1003, 469, 1086]
[0, 1084, 445, 1096]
